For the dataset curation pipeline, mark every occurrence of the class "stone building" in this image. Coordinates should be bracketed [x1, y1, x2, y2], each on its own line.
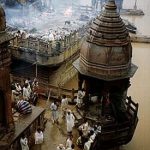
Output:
[0, 5, 45, 150]
[0, 4, 14, 136]
[73, 0, 138, 149]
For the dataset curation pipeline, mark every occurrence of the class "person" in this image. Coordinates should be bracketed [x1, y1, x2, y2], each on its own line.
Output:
[94, 123, 101, 134]
[23, 83, 31, 101]
[20, 134, 29, 150]
[76, 134, 83, 149]
[30, 91, 38, 106]
[50, 101, 59, 124]
[12, 87, 20, 103]
[78, 120, 89, 137]
[76, 88, 85, 108]
[16, 99, 32, 115]
[61, 95, 68, 118]
[66, 110, 75, 134]
[35, 128, 44, 144]
[84, 138, 93, 150]
[66, 135, 73, 149]
[25, 78, 32, 87]
[15, 83, 22, 94]
[57, 144, 66, 150]
[89, 130, 96, 142]
[32, 78, 39, 92]
[25, 78, 32, 96]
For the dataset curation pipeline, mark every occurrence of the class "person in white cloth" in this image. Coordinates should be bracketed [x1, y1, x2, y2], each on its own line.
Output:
[50, 100, 59, 124]
[66, 135, 73, 149]
[66, 110, 75, 134]
[23, 83, 31, 101]
[76, 88, 85, 108]
[78, 120, 89, 137]
[61, 95, 68, 118]
[35, 128, 44, 144]
[84, 138, 93, 150]
[20, 134, 29, 150]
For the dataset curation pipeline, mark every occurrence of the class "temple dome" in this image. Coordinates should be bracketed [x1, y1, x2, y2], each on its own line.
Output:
[73, 0, 137, 81]
[0, 5, 6, 31]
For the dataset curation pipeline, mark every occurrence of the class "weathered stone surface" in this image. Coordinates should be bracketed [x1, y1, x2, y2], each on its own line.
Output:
[74, 0, 137, 80]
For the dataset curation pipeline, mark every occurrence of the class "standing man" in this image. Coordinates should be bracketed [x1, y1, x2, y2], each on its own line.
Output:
[61, 95, 68, 118]
[66, 110, 75, 135]
[23, 83, 31, 101]
[50, 100, 59, 124]
[20, 134, 29, 150]
[35, 128, 44, 145]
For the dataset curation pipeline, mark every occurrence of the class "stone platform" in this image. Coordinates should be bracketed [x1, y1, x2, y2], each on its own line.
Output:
[0, 106, 45, 150]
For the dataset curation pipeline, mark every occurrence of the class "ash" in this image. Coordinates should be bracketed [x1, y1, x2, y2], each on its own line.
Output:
[4, 0, 99, 41]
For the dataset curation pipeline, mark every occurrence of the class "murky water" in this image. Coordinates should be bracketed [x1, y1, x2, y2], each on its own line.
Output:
[65, 0, 150, 149]
[123, 1, 150, 149]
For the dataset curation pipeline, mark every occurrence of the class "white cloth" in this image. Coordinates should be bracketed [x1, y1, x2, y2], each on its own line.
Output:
[90, 133, 96, 141]
[57, 144, 66, 150]
[84, 139, 93, 150]
[80, 122, 89, 137]
[77, 90, 85, 105]
[66, 138, 72, 148]
[20, 137, 29, 150]
[50, 102, 58, 121]
[23, 87, 30, 101]
[66, 113, 75, 132]
[27, 85, 32, 95]
[35, 131, 44, 144]
[12, 89, 19, 102]
[61, 98, 68, 109]
[57, 146, 66, 150]
[66, 148, 74, 150]
[15, 84, 22, 92]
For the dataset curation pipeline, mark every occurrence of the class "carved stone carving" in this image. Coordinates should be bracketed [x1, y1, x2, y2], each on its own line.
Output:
[73, 0, 137, 80]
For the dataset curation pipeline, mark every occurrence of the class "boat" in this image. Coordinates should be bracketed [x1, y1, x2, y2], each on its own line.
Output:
[123, 19, 137, 34]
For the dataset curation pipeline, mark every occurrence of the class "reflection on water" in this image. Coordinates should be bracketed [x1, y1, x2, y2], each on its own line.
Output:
[65, 0, 150, 149]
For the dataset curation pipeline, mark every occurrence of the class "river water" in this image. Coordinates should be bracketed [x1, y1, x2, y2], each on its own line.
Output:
[64, 0, 150, 150]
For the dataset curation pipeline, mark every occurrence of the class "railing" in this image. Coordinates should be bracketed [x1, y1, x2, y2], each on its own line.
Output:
[10, 38, 82, 66]
[9, 24, 88, 65]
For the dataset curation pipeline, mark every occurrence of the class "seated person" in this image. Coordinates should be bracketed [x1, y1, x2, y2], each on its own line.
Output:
[15, 99, 32, 115]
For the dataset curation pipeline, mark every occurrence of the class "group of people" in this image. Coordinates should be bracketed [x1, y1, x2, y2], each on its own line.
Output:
[50, 96, 75, 135]
[11, 77, 39, 114]
[20, 127, 44, 150]
[57, 135, 75, 150]
[77, 120, 101, 150]
[49, 94, 77, 150]
[18, 86, 100, 150]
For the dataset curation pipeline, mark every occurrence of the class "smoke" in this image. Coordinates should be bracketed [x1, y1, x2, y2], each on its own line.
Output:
[4, 0, 97, 40]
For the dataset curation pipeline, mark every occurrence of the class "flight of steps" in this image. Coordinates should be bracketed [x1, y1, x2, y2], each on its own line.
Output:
[11, 59, 54, 83]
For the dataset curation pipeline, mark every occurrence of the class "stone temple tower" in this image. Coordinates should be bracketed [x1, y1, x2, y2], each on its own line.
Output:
[73, 0, 138, 149]
[0, 4, 14, 141]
